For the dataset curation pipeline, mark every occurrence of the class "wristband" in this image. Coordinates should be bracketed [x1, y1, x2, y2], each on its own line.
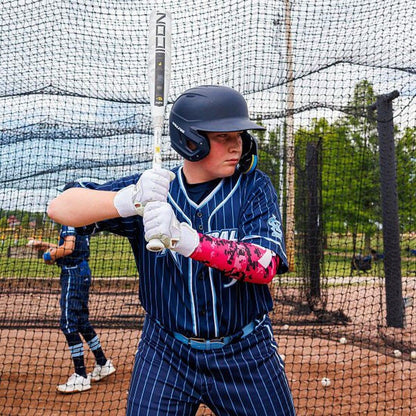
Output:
[113, 185, 137, 217]
[172, 223, 199, 257]
[43, 252, 52, 261]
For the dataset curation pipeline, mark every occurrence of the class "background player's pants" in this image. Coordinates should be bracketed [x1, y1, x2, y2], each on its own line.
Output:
[59, 260, 92, 334]
[127, 315, 296, 416]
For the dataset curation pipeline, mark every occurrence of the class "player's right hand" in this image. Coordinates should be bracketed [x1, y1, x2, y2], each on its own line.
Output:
[143, 201, 199, 256]
[26, 239, 43, 249]
[113, 168, 175, 217]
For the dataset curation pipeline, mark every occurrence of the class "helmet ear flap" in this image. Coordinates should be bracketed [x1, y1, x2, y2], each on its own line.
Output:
[170, 123, 210, 161]
[236, 132, 258, 174]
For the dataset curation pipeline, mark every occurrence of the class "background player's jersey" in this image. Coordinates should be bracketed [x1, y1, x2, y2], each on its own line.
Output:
[76, 167, 287, 339]
[56, 225, 90, 267]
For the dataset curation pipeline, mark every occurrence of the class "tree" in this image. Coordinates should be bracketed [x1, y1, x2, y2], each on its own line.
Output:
[256, 80, 414, 261]
[253, 122, 283, 196]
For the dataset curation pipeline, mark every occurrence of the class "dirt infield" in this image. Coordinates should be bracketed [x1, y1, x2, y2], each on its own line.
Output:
[0, 277, 414, 415]
[0, 328, 414, 415]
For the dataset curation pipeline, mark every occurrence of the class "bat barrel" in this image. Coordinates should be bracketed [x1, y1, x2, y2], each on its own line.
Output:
[146, 9, 172, 254]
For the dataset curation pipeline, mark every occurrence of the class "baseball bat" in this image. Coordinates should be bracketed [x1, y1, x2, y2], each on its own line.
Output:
[146, 9, 172, 252]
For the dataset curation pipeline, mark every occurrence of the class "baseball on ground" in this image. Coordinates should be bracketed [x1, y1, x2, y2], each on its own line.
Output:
[321, 377, 331, 387]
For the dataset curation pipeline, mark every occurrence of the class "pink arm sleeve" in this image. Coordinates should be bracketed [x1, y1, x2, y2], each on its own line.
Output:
[189, 234, 280, 284]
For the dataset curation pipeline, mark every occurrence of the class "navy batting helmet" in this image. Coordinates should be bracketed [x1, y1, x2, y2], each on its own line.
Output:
[169, 85, 265, 167]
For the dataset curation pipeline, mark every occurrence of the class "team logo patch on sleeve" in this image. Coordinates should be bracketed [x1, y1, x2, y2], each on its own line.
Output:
[267, 215, 282, 239]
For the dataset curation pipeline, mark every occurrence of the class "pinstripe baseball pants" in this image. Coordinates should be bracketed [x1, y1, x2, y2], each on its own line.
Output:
[59, 261, 91, 334]
[126, 315, 296, 415]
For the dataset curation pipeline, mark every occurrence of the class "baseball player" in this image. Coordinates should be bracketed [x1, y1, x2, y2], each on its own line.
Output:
[47, 86, 295, 414]
[28, 218, 115, 393]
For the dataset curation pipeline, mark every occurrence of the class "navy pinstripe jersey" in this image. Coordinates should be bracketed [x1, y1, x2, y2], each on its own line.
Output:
[56, 225, 90, 267]
[76, 167, 287, 339]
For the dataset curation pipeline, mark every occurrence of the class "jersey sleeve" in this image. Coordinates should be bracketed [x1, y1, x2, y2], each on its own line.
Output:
[70, 174, 142, 238]
[240, 171, 288, 273]
[60, 225, 76, 238]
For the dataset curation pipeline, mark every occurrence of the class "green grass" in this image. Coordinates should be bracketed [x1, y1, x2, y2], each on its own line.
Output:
[0, 231, 137, 278]
[0, 228, 414, 279]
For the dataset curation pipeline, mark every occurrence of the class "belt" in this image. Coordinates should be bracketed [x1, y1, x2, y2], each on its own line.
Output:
[61, 260, 88, 270]
[171, 314, 266, 351]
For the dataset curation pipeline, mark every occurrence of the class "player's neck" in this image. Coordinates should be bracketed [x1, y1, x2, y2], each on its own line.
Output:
[182, 162, 219, 184]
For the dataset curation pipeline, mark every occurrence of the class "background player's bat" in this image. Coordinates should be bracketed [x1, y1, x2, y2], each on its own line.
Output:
[145, 9, 172, 252]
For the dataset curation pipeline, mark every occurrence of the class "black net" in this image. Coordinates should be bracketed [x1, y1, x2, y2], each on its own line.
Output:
[1, 1, 415, 415]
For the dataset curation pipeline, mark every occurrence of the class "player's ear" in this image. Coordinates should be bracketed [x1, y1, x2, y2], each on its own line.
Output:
[236, 132, 258, 174]
[186, 139, 198, 151]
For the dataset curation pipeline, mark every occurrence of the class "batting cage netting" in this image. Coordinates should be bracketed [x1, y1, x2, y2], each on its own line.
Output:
[0, 0, 415, 415]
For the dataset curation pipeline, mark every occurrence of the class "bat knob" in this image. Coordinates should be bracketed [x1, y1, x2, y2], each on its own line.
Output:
[146, 238, 165, 252]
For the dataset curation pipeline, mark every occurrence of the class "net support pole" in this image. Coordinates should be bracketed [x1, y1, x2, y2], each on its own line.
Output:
[284, 0, 295, 271]
[306, 141, 321, 300]
[370, 90, 403, 328]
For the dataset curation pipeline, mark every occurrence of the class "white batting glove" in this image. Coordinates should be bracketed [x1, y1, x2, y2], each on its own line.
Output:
[113, 168, 174, 217]
[143, 201, 199, 257]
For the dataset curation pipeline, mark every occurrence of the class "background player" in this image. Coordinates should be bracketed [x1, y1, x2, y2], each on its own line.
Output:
[28, 214, 115, 393]
[47, 85, 296, 414]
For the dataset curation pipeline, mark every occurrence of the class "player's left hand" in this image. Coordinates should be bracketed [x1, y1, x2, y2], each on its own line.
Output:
[143, 202, 199, 256]
[113, 168, 174, 217]
[133, 168, 175, 215]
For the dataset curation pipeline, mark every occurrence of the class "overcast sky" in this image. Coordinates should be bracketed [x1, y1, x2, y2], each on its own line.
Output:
[1, 0, 415, 211]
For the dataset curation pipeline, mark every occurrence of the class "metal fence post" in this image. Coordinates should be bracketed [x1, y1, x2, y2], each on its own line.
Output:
[370, 90, 403, 328]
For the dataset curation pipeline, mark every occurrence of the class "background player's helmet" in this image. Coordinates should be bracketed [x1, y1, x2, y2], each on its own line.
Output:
[58, 181, 77, 192]
[62, 182, 77, 191]
[169, 85, 265, 172]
